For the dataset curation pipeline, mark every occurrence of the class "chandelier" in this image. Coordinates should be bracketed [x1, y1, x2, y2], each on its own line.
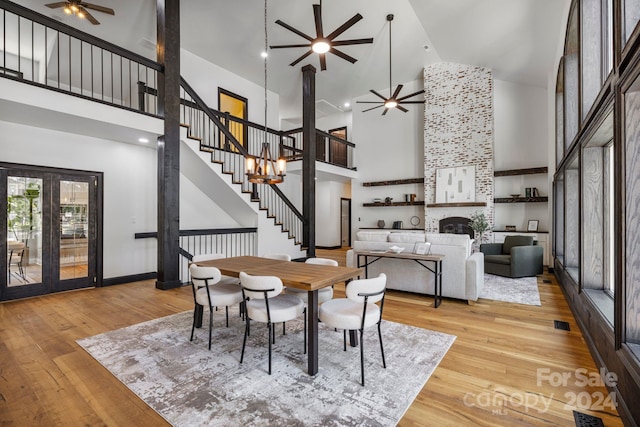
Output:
[246, 0, 286, 184]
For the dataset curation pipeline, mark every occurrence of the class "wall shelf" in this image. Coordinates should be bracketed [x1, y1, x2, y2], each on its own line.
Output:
[363, 201, 424, 207]
[494, 196, 548, 203]
[494, 167, 548, 177]
[362, 178, 424, 187]
[426, 202, 487, 208]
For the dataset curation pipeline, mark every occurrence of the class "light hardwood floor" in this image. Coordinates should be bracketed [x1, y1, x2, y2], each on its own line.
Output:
[0, 249, 623, 426]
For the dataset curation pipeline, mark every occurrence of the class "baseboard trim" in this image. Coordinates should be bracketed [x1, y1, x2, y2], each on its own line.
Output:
[316, 245, 342, 250]
[102, 272, 157, 287]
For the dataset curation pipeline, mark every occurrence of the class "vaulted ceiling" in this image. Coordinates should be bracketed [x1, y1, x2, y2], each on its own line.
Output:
[19, 0, 570, 122]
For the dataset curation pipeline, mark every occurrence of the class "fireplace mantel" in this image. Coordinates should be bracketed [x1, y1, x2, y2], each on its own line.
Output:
[427, 202, 487, 208]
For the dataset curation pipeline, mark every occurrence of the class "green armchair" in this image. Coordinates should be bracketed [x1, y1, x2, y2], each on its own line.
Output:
[480, 235, 543, 278]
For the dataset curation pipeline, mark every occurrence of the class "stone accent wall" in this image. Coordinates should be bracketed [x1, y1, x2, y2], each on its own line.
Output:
[423, 62, 494, 237]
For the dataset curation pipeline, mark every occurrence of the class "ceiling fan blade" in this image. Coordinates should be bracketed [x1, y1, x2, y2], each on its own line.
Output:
[362, 105, 384, 112]
[45, 2, 68, 9]
[391, 84, 404, 100]
[289, 50, 313, 67]
[382, 107, 390, 116]
[326, 13, 363, 40]
[319, 53, 327, 71]
[398, 101, 425, 104]
[397, 105, 409, 113]
[79, 7, 100, 25]
[396, 89, 426, 102]
[331, 38, 374, 47]
[329, 47, 357, 64]
[313, 4, 324, 38]
[80, 2, 114, 15]
[270, 43, 311, 49]
[356, 101, 384, 104]
[275, 20, 314, 42]
[369, 90, 388, 101]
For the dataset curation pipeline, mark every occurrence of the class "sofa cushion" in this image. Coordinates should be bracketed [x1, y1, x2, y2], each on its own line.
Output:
[388, 233, 426, 243]
[356, 231, 390, 242]
[502, 235, 534, 254]
[484, 254, 511, 265]
[426, 233, 472, 256]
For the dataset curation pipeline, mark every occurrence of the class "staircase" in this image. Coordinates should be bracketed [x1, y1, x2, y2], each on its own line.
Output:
[176, 78, 305, 253]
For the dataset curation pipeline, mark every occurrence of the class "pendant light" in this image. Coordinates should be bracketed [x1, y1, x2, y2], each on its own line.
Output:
[246, 0, 286, 184]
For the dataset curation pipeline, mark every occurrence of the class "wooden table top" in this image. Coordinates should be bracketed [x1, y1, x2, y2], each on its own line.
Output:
[195, 256, 363, 291]
[354, 250, 445, 262]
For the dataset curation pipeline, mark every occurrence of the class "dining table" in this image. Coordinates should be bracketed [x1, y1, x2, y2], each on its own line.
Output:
[195, 255, 363, 376]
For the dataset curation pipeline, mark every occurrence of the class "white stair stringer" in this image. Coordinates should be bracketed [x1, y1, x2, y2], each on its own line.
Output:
[180, 133, 306, 260]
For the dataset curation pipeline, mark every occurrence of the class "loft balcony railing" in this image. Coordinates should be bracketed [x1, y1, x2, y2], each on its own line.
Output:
[281, 128, 356, 170]
[0, 0, 161, 116]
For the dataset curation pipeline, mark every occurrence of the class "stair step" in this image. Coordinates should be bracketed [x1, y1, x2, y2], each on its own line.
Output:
[188, 135, 203, 142]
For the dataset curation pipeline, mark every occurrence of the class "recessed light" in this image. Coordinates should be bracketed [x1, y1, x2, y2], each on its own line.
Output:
[138, 137, 149, 143]
[261, 51, 268, 58]
[424, 45, 430, 52]
[344, 102, 350, 108]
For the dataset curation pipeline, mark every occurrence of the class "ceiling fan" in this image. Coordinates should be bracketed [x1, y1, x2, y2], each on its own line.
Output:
[269, 2, 373, 71]
[45, 1, 114, 25]
[357, 14, 425, 115]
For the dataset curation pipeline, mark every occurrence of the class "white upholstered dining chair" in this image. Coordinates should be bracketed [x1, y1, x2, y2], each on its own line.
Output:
[319, 273, 387, 386]
[239, 271, 306, 375]
[262, 253, 292, 261]
[189, 264, 243, 350]
[285, 257, 337, 304]
[191, 253, 239, 286]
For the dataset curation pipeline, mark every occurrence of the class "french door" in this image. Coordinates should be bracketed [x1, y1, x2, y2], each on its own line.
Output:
[1, 165, 101, 301]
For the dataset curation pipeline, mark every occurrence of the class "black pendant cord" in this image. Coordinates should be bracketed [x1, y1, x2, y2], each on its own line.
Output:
[264, 0, 268, 139]
[388, 14, 393, 99]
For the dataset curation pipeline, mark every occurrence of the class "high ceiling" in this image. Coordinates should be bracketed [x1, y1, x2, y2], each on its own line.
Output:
[19, 0, 570, 123]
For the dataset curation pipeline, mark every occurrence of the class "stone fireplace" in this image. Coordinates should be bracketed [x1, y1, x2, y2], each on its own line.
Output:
[439, 216, 474, 239]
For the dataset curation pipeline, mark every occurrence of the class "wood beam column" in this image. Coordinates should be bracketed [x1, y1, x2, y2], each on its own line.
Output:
[155, 0, 181, 290]
[302, 65, 316, 257]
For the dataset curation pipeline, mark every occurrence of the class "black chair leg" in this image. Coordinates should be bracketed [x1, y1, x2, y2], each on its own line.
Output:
[225, 306, 229, 327]
[343, 330, 347, 351]
[378, 321, 386, 368]
[268, 322, 273, 375]
[283, 322, 286, 335]
[208, 308, 213, 350]
[359, 328, 365, 386]
[190, 308, 197, 342]
[303, 310, 307, 354]
[240, 317, 249, 364]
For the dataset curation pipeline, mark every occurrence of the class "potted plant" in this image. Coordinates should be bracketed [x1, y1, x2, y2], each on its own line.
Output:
[469, 211, 490, 250]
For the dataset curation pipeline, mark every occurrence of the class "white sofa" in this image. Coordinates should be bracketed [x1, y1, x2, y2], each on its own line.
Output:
[346, 231, 484, 303]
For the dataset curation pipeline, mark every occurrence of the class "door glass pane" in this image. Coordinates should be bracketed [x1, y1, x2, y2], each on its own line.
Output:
[60, 181, 88, 280]
[7, 176, 43, 286]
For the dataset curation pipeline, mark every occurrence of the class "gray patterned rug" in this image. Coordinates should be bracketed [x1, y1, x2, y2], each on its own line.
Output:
[77, 309, 455, 426]
[480, 274, 541, 306]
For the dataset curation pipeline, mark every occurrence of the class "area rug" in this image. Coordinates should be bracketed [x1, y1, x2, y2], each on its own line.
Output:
[77, 309, 456, 426]
[480, 273, 541, 306]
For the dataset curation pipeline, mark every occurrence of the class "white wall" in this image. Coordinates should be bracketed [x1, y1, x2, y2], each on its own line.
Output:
[181, 49, 280, 129]
[351, 78, 425, 235]
[493, 79, 549, 231]
[316, 112, 353, 139]
[0, 119, 158, 278]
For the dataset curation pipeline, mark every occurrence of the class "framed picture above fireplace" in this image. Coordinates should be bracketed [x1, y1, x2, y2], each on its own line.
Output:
[435, 165, 475, 203]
